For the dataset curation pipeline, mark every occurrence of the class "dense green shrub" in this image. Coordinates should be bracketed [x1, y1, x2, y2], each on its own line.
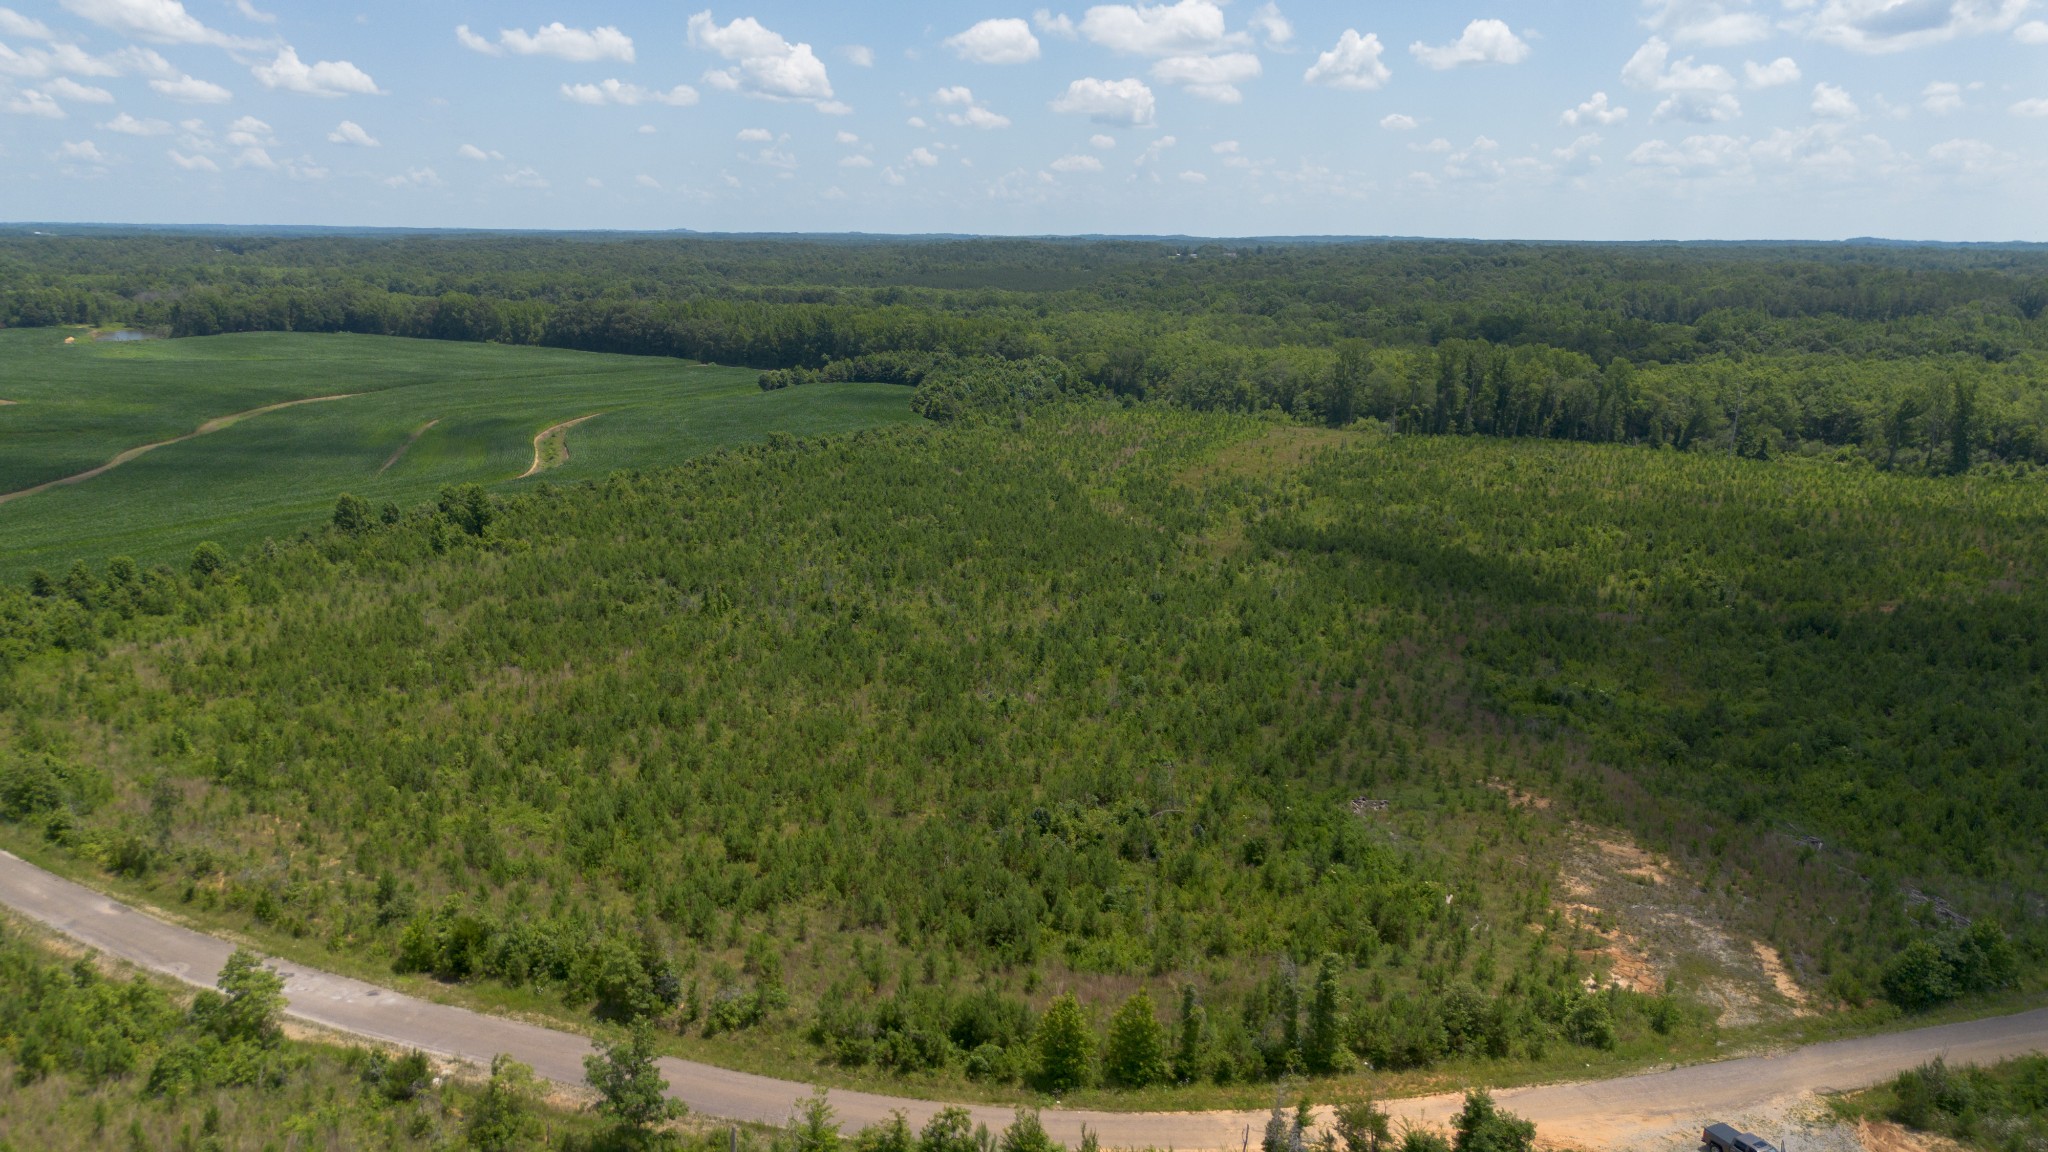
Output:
[1882, 922, 2021, 1011]
[1882, 1056, 2048, 1152]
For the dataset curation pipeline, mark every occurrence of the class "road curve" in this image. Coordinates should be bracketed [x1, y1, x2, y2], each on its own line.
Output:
[2, 849, 2044, 1149]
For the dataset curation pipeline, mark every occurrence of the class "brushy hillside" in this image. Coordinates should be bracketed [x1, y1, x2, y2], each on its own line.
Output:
[0, 406, 2041, 1102]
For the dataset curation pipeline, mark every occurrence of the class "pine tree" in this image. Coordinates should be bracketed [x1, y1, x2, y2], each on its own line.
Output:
[1033, 992, 1094, 1094]
[785, 1088, 841, 1152]
[1950, 381, 1976, 475]
[1103, 989, 1168, 1088]
[1172, 984, 1208, 1084]
[1304, 954, 1345, 1074]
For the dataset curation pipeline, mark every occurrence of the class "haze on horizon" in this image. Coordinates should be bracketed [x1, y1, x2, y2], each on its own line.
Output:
[2, 0, 2045, 241]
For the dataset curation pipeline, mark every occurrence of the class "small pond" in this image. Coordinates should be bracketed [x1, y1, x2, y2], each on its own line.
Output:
[94, 329, 156, 342]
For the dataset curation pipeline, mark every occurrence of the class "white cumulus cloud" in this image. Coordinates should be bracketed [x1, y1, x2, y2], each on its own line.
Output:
[1744, 57, 1801, 88]
[150, 74, 231, 102]
[1379, 113, 1417, 130]
[840, 45, 874, 66]
[103, 111, 171, 134]
[1644, 2, 1772, 47]
[1050, 152, 1103, 172]
[1927, 137, 2014, 174]
[1628, 132, 1748, 174]
[0, 7, 54, 39]
[457, 143, 502, 160]
[688, 11, 835, 106]
[1050, 76, 1156, 126]
[944, 18, 1040, 64]
[382, 166, 441, 188]
[225, 115, 273, 145]
[1249, 2, 1292, 47]
[1080, 0, 1239, 56]
[1034, 9, 1078, 39]
[934, 85, 1013, 128]
[2012, 97, 2048, 116]
[1563, 91, 1628, 126]
[47, 76, 112, 103]
[2016, 20, 2048, 43]
[166, 147, 216, 170]
[58, 0, 258, 49]
[1151, 51, 1260, 102]
[498, 23, 634, 63]
[1303, 29, 1389, 91]
[737, 127, 773, 141]
[6, 88, 64, 117]
[327, 119, 377, 145]
[253, 47, 381, 97]
[1624, 37, 1741, 121]
[1790, 0, 2033, 53]
[561, 79, 698, 107]
[455, 25, 498, 55]
[1410, 19, 1529, 70]
[1812, 82, 1859, 118]
[1921, 81, 1964, 113]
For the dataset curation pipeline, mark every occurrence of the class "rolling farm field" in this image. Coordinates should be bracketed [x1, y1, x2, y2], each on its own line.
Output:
[0, 328, 916, 579]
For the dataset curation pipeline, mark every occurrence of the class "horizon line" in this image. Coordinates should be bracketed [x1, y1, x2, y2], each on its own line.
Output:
[5, 222, 2047, 248]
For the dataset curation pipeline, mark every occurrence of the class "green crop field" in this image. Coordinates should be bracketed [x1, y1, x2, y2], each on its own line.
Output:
[0, 329, 916, 581]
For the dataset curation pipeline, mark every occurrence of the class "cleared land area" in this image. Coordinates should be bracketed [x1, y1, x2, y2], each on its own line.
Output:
[0, 329, 915, 578]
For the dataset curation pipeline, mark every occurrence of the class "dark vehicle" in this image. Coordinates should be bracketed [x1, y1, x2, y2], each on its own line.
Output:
[1704, 1124, 1779, 1152]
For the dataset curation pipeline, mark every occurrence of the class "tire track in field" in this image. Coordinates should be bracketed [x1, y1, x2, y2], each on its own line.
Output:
[519, 413, 604, 480]
[377, 419, 440, 476]
[0, 393, 364, 508]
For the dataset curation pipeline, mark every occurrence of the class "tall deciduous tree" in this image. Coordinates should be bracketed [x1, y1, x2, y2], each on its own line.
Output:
[583, 1021, 684, 1141]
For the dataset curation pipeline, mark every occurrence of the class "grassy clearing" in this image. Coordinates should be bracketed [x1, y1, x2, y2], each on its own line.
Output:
[0, 329, 915, 580]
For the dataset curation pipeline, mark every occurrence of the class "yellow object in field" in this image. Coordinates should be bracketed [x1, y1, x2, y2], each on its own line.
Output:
[63, 337, 75, 344]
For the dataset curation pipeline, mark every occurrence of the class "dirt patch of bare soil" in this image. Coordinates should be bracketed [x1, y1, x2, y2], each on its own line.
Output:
[520, 413, 604, 480]
[1857, 1121, 1969, 1152]
[1550, 814, 1799, 1026]
[1489, 780, 1554, 810]
[1755, 942, 1813, 1015]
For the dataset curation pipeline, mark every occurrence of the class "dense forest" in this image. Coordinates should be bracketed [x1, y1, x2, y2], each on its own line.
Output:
[2, 403, 2040, 1099]
[5, 232, 2047, 471]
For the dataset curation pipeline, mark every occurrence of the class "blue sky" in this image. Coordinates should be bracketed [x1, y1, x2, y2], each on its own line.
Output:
[3, 0, 2045, 238]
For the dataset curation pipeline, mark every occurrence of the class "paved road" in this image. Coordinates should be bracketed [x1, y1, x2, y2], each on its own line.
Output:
[3, 849, 2044, 1149]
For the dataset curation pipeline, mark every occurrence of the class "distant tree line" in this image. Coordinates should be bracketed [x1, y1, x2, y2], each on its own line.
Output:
[5, 234, 2047, 468]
